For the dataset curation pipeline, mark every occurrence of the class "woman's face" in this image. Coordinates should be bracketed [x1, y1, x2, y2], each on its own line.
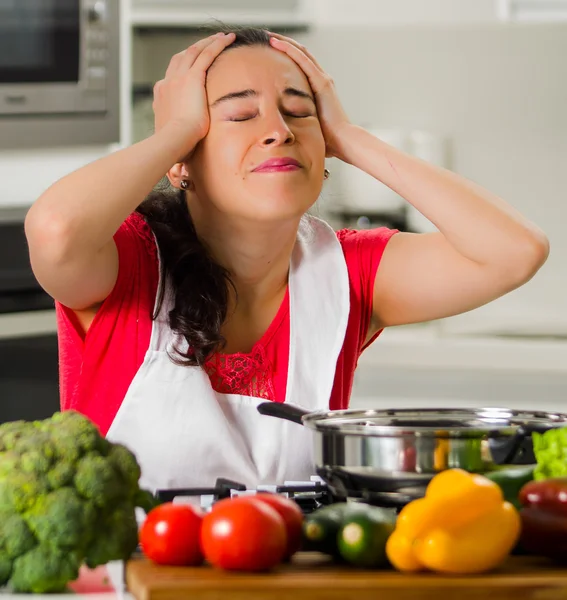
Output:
[188, 44, 326, 223]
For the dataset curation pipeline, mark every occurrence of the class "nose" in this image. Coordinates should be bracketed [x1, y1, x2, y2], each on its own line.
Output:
[260, 113, 295, 147]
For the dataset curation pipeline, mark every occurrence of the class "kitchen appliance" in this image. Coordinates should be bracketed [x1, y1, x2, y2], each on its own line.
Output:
[257, 404, 566, 501]
[0, 0, 120, 149]
[0, 207, 60, 423]
[156, 476, 425, 512]
[155, 477, 336, 514]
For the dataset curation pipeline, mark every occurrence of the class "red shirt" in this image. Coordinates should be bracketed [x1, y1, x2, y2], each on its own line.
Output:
[56, 213, 397, 436]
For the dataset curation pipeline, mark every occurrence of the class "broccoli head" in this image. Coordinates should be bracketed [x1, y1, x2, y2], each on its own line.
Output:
[0, 552, 12, 587]
[0, 471, 49, 513]
[74, 454, 126, 508]
[0, 512, 36, 559]
[0, 451, 20, 477]
[0, 410, 155, 594]
[46, 460, 75, 489]
[26, 487, 97, 550]
[85, 501, 139, 569]
[10, 546, 82, 594]
[44, 411, 110, 460]
[108, 443, 142, 490]
[0, 421, 34, 452]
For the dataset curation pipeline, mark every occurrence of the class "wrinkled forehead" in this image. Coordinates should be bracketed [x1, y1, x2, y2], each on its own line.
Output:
[206, 45, 311, 99]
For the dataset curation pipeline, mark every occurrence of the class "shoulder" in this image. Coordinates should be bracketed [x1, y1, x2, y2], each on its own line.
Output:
[336, 226, 399, 251]
[335, 227, 399, 277]
[114, 211, 159, 265]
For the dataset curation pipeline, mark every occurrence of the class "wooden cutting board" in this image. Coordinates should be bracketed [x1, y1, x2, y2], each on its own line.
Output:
[126, 552, 567, 600]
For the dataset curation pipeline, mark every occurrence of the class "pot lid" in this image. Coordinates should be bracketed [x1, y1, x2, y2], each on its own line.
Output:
[301, 407, 567, 437]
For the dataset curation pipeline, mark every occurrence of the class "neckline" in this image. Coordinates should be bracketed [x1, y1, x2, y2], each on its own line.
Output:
[212, 286, 290, 359]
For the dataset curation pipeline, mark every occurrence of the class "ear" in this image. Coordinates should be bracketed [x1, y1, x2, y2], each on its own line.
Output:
[166, 162, 194, 190]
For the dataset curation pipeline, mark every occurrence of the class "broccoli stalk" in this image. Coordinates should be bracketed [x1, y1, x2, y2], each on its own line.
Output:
[0, 411, 154, 593]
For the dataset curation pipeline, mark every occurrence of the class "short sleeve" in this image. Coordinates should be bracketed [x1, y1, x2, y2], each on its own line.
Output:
[55, 212, 159, 434]
[336, 227, 399, 353]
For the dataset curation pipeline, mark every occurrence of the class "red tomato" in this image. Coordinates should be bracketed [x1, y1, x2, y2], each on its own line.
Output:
[201, 496, 287, 571]
[252, 493, 304, 559]
[140, 502, 204, 566]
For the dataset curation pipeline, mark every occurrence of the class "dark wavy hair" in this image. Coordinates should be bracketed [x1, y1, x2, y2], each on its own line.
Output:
[137, 27, 271, 367]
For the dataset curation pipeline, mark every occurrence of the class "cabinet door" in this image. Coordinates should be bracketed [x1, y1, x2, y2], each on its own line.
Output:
[0, 334, 60, 424]
[498, 0, 567, 21]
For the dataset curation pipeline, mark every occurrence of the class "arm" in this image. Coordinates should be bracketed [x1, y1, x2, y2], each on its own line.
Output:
[25, 33, 235, 311]
[336, 127, 549, 328]
[25, 125, 197, 311]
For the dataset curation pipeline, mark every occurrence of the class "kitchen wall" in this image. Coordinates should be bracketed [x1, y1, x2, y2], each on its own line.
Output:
[131, 11, 567, 335]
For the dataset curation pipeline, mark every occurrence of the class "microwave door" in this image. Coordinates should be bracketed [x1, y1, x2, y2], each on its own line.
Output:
[0, 0, 108, 116]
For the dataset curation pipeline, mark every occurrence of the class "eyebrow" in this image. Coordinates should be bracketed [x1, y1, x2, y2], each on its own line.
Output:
[210, 87, 315, 107]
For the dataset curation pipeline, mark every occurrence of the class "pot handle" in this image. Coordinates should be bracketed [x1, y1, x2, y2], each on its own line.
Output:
[256, 402, 309, 425]
[493, 423, 555, 465]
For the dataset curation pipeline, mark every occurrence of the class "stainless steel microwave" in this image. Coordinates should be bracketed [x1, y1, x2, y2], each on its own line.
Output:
[0, 0, 120, 149]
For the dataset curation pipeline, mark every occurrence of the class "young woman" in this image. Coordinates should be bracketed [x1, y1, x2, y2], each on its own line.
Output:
[25, 28, 549, 492]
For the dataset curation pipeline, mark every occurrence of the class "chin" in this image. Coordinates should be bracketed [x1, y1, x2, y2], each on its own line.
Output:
[244, 183, 320, 220]
[248, 193, 316, 223]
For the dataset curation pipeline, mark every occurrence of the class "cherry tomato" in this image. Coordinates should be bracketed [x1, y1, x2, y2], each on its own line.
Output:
[201, 496, 286, 571]
[252, 493, 304, 558]
[140, 502, 204, 566]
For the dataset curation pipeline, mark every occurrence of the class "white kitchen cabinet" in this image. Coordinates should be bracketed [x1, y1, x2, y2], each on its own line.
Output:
[129, 0, 313, 28]
[311, 0, 499, 26]
[497, 0, 567, 21]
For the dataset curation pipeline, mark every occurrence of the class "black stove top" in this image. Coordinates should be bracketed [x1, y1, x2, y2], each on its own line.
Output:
[155, 474, 429, 514]
[156, 478, 334, 514]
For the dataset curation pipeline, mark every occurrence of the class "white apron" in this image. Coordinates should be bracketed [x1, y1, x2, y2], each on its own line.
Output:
[106, 215, 350, 492]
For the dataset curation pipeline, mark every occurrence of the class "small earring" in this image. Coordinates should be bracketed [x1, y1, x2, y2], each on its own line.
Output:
[180, 180, 189, 190]
[324, 168, 330, 180]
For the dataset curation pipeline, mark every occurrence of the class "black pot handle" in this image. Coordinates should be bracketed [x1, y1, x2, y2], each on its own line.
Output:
[493, 423, 555, 465]
[256, 402, 309, 425]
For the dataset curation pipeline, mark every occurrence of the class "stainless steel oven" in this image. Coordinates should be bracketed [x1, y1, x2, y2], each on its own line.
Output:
[0, 0, 120, 149]
[0, 207, 60, 423]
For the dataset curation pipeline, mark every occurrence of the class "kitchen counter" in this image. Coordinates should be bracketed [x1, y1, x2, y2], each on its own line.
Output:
[0, 562, 129, 599]
[359, 325, 567, 373]
[351, 325, 567, 414]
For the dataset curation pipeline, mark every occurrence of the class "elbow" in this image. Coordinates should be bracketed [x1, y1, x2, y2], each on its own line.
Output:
[24, 203, 76, 269]
[507, 229, 550, 286]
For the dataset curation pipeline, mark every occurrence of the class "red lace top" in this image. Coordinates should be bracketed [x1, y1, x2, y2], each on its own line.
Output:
[56, 213, 398, 436]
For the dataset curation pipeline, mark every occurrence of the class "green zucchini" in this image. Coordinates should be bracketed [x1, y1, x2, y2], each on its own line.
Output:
[484, 465, 534, 509]
[337, 506, 396, 568]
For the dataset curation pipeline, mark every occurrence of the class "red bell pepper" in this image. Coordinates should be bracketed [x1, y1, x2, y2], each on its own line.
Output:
[518, 478, 567, 561]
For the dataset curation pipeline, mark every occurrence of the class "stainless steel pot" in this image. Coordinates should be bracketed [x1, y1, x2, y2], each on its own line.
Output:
[257, 403, 567, 494]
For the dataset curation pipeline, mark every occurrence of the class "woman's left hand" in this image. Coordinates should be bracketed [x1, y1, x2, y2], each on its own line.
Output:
[268, 33, 352, 161]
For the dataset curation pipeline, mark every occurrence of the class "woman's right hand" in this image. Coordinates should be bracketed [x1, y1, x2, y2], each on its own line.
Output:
[153, 32, 236, 159]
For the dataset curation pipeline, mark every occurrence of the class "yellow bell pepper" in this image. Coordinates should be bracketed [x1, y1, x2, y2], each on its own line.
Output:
[386, 468, 521, 574]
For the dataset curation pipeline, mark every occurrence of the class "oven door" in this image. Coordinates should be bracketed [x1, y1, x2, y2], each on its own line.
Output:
[0, 208, 61, 424]
[0, 315, 61, 424]
[0, 0, 109, 115]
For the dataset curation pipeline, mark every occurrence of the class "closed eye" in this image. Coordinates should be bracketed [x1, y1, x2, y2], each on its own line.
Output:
[228, 112, 313, 122]
[228, 115, 256, 122]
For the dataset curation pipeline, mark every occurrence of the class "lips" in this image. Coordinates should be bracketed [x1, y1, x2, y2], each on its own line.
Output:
[252, 157, 302, 172]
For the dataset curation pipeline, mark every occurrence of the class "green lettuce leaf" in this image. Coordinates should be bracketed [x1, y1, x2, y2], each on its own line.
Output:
[532, 428, 567, 480]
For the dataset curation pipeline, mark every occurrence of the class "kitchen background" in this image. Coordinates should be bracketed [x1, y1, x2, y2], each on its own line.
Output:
[0, 0, 566, 423]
